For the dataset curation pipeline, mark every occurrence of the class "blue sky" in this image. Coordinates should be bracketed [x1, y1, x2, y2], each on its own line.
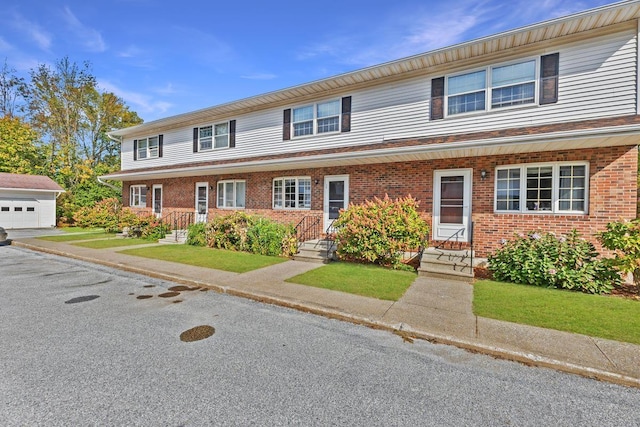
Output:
[0, 0, 620, 122]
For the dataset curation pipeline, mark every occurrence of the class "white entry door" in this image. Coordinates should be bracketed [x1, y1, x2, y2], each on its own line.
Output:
[195, 182, 208, 223]
[433, 169, 472, 243]
[152, 184, 162, 218]
[323, 175, 349, 231]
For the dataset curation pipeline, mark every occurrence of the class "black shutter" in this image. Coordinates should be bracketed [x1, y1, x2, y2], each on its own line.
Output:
[193, 127, 199, 153]
[540, 53, 559, 105]
[158, 134, 163, 158]
[341, 96, 352, 133]
[430, 77, 445, 120]
[133, 139, 138, 161]
[229, 120, 236, 148]
[283, 109, 291, 141]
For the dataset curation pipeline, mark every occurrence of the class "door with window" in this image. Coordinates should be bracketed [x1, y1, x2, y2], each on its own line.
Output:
[323, 175, 349, 231]
[152, 184, 162, 218]
[195, 183, 208, 223]
[433, 169, 472, 242]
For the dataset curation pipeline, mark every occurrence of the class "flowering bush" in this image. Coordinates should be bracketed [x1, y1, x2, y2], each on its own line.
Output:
[186, 222, 207, 246]
[597, 219, 640, 290]
[202, 212, 296, 256]
[488, 230, 620, 294]
[334, 195, 429, 269]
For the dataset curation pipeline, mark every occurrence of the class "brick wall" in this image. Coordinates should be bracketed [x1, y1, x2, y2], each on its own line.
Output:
[123, 145, 638, 257]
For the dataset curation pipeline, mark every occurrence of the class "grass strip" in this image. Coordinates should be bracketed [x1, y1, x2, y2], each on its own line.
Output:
[38, 232, 116, 242]
[72, 238, 155, 249]
[56, 227, 105, 233]
[119, 245, 287, 273]
[286, 262, 416, 301]
[473, 280, 640, 345]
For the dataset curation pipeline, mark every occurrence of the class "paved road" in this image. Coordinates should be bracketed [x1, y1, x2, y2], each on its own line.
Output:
[1, 246, 639, 426]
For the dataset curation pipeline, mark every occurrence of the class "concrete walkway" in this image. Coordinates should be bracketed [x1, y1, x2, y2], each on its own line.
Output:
[11, 236, 640, 389]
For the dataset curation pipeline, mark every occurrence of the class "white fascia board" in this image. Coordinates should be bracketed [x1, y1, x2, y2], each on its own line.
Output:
[101, 124, 640, 181]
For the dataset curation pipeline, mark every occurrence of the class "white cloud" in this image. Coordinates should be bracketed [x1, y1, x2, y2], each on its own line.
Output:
[117, 45, 143, 58]
[0, 37, 12, 51]
[61, 6, 107, 52]
[10, 13, 52, 51]
[153, 83, 179, 95]
[98, 79, 172, 118]
[240, 73, 277, 80]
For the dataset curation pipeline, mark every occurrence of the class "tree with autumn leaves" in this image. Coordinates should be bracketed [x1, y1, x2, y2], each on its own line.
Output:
[0, 58, 142, 224]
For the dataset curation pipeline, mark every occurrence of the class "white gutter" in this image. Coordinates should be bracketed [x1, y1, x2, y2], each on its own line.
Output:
[97, 175, 121, 192]
[100, 123, 640, 181]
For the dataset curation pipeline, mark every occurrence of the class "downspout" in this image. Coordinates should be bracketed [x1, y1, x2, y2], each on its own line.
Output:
[97, 132, 124, 192]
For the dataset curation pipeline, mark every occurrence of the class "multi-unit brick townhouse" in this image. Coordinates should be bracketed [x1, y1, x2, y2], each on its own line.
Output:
[103, 1, 640, 260]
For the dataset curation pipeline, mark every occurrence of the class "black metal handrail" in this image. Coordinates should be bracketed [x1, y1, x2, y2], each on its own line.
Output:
[161, 211, 195, 242]
[325, 219, 337, 260]
[294, 215, 322, 246]
[434, 226, 466, 251]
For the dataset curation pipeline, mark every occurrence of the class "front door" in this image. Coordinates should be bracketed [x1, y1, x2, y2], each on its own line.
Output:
[195, 182, 208, 223]
[433, 169, 472, 242]
[152, 184, 162, 218]
[323, 175, 349, 231]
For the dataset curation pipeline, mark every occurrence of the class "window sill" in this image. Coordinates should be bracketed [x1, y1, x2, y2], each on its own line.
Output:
[494, 210, 588, 215]
[444, 103, 540, 121]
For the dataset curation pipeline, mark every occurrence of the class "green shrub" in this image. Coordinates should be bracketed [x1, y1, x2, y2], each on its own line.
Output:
[597, 219, 640, 290]
[206, 211, 255, 251]
[334, 195, 429, 269]
[186, 222, 207, 246]
[137, 216, 169, 240]
[247, 218, 296, 256]
[488, 230, 620, 294]
[73, 197, 121, 232]
[203, 212, 295, 256]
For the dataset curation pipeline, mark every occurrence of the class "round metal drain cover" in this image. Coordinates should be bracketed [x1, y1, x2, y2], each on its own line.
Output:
[65, 295, 100, 304]
[180, 325, 215, 342]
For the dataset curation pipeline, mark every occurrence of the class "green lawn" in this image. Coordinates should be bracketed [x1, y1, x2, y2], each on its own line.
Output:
[286, 262, 416, 301]
[474, 280, 640, 345]
[119, 245, 287, 273]
[56, 227, 105, 233]
[38, 232, 116, 242]
[72, 238, 154, 249]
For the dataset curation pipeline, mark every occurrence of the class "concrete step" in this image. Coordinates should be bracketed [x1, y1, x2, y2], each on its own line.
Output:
[158, 230, 187, 244]
[419, 247, 474, 281]
[294, 239, 336, 263]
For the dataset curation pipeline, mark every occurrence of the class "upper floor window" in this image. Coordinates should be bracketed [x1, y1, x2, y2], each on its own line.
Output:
[494, 162, 588, 214]
[130, 185, 147, 208]
[198, 122, 230, 151]
[293, 100, 340, 137]
[273, 177, 311, 209]
[217, 180, 245, 208]
[136, 136, 159, 160]
[447, 59, 536, 116]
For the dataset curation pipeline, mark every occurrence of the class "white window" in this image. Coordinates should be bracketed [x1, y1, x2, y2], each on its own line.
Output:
[217, 180, 246, 208]
[494, 162, 588, 214]
[273, 177, 311, 209]
[130, 185, 147, 208]
[198, 122, 229, 151]
[447, 59, 536, 116]
[292, 100, 340, 137]
[136, 136, 159, 159]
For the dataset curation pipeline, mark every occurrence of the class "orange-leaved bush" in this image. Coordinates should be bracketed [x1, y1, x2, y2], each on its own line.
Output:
[333, 195, 429, 269]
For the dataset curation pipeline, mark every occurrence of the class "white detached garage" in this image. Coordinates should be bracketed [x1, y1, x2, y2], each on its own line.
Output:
[0, 173, 64, 229]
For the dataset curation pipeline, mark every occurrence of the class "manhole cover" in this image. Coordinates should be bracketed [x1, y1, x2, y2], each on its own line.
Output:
[136, 295, 153, 300]
[180, 325, 215, 342]
[65, 295, 100, 304]
[159, 291, 180, 298]
[168, 285, 200, 292]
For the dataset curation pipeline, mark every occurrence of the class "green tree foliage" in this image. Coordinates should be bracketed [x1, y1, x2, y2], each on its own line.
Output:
[0, 116, 44, 174]
[488, 230, 620, 294]
[333, 195, 429, 269]
[0, 60, 27, 117]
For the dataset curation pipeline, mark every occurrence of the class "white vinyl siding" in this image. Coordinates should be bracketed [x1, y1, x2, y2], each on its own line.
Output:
[120, 30, 637, 172]
[494, 162, 588, 214]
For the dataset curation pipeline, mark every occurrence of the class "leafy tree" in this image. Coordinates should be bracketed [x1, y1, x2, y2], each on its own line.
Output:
[0, 60, 27, 117]
[0, 116, 44, 174]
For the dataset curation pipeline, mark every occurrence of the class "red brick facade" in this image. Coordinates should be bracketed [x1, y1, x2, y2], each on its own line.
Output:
[124, 145, 638, 257]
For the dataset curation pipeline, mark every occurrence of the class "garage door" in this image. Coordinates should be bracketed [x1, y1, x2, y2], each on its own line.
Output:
[0, 198, 40, 229]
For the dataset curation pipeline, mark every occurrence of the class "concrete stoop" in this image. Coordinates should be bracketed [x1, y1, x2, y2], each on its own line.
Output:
[158, 229, 187, 244]
[294, 239, 336, 263]
[419, 247, 474, 281]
